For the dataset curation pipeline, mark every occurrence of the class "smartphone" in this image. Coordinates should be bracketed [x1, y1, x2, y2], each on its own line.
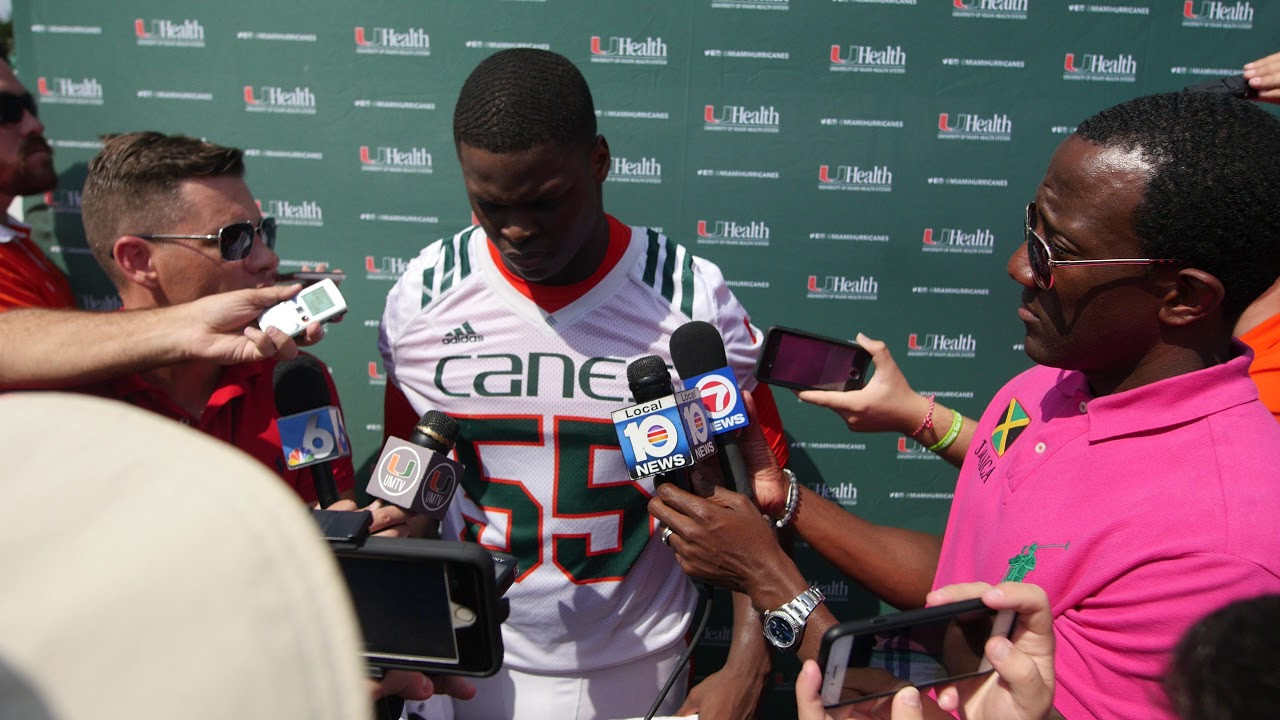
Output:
[1184, 74, 1259, 99]
[258, 277, 348, 337]
[818, 599, 1015, 709]
[754, 325, 872, 392]
[332, 536, 506, 676]
[278, 270, 348, 285]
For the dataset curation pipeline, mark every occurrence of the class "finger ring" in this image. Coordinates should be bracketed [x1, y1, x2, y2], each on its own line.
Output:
[661, 526, 674, 546]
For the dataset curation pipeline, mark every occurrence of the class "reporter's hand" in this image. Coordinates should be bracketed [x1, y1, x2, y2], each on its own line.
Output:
[648, 484, 787, 596]
[797, 334, 931, 437]
[739, 390, 789, 515]
[929, 582, 1055, 720]
[323, 499, 430, 538]
[371, 670, 476, 702]
[1245, 51, 1280, 104]
[180, 285, 313, 364]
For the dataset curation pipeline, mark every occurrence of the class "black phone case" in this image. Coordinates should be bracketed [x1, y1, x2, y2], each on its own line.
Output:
[753, 324, 872, 392]
[816, 597, 989, 674]
[334, 536, 506, 677]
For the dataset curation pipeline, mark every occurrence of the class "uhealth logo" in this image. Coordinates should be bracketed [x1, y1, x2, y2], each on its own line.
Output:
[259, 199, 322, 227]
[830, 44, 906, 74]
[365, 255, 411, 281]
[952, 0, 1028, 19]
[1063, 52, 1137, 83]
[1182, 1, 1253, 28]
[906, 332, 977, 358]
[806, 274, 879, 301]
[704, 104, 780, 133]
[937, 112, 1012, 142]
[43, 190, 82, 214]
[244, 85, 317, 114]
[135, 18, 205, 46]
[696, 219, 770, 246]
[360, 145, 433, 174]
[37, 77, 103, 105]
[922, 227, 995, 255]
[355, 26, 431, 55]
[589, 35, 668, 65]
[818, 164, 892, 192]
[608, 156, 662, 184]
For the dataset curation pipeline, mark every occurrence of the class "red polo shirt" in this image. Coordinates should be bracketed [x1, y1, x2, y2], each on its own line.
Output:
[81, 355, 355, 504]
[0, 218, 76, 311]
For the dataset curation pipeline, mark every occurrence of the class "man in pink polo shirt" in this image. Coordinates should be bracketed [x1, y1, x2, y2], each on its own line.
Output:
[649, 90, 1280, 719]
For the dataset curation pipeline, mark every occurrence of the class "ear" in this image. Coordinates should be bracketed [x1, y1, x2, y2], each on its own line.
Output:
[112, 236, 161, 289]
[1158, 267, 1225, 328]
[590, 135, 610, 184]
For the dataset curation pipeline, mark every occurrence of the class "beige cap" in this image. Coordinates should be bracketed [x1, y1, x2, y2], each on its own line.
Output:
[0, 392, 369, 720]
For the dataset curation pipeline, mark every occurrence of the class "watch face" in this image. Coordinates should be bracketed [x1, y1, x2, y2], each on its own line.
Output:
[765, 615, 797, 648]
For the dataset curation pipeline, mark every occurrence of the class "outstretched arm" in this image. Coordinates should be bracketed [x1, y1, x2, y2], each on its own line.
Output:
[0, 285, 323, 389]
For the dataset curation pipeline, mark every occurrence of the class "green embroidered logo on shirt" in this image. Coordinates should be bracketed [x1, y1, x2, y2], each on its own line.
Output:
[1004, 542, 1070, 582]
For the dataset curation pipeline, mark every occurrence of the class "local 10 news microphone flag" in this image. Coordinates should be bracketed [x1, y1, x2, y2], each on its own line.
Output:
[670, 321, 753, 498]
[273, 355, 351, 508]
[612, 355, 717, 480]
[366, 410, 464, 524]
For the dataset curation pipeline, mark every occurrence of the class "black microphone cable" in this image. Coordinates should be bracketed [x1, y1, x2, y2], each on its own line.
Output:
[644, 582, 714, 720]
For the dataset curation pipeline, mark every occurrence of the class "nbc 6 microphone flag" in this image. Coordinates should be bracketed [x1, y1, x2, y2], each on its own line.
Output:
[277, 407, 351, 469]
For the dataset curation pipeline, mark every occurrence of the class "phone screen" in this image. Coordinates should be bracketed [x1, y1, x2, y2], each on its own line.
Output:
[821, 601, 1011, 708]
[301, 285, 337, 315]
[337, 555, 462, 663]
[768, 332, 867, 391]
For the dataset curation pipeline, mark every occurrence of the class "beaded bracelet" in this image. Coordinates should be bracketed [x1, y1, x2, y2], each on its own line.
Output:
[928, 408, 964, 453]
[909, 394, 936, 439]
[774, 469, 800, 528]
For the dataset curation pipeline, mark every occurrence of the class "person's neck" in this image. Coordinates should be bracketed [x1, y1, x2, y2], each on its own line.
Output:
[122, 293, 224, 418]
[1082, 338, 1229, 397]
[141, 360, 224, 419]
[538, 211, 611, 286]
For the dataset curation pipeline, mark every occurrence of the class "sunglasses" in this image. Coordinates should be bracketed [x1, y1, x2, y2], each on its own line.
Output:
[137, 217, 278, 262]
[1024, 202, 1179, 290]
[0, 92, 37, 124]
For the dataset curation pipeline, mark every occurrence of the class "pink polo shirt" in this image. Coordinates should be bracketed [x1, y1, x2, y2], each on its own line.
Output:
[935, 346, 1280, 720]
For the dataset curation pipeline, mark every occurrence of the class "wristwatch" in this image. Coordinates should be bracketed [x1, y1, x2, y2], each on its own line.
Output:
[762, 586, 825, 650]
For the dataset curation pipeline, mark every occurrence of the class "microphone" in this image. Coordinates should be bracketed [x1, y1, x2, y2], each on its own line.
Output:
[273, 355, 351, 508]
[612, 355, 716, 481]
[626, 356, 691, 491]
[669, 321, 754, 499]
[365, 410, 464, 535]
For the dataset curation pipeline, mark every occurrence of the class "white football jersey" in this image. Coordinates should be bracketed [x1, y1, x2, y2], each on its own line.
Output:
[380, 220, 763, 673]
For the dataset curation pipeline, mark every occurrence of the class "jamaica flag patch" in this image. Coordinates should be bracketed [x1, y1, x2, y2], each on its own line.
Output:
[991, 398, 1030, 457]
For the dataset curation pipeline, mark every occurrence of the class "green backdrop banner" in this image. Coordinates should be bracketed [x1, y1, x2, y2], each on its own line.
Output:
[15, 1, 1277, 713]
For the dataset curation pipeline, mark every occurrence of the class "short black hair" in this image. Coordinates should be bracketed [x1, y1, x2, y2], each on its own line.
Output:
[1166, 594, 1280, 720]
[1075, 92, 1280, 321]
[453, 49, 597, 153]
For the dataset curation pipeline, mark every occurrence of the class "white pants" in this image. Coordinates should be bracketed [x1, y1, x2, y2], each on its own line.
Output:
[405, 640, 691, 720]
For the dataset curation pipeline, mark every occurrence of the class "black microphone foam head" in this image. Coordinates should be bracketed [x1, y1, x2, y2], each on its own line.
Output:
[416, 410, 461, 445]
[272, 354, 331, 414]
[627, 355, 670, 385]
[670, 321, 728, 378]
[627, 355, 675, 403]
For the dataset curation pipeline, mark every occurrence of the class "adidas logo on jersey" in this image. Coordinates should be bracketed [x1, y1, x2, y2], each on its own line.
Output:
[442, 321, 484, 344]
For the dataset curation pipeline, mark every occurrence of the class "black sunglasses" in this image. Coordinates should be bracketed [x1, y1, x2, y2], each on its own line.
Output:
[137, 217, 278, 262]
[1024, 202, 1178, 290]
[0, 92, 37, 124]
